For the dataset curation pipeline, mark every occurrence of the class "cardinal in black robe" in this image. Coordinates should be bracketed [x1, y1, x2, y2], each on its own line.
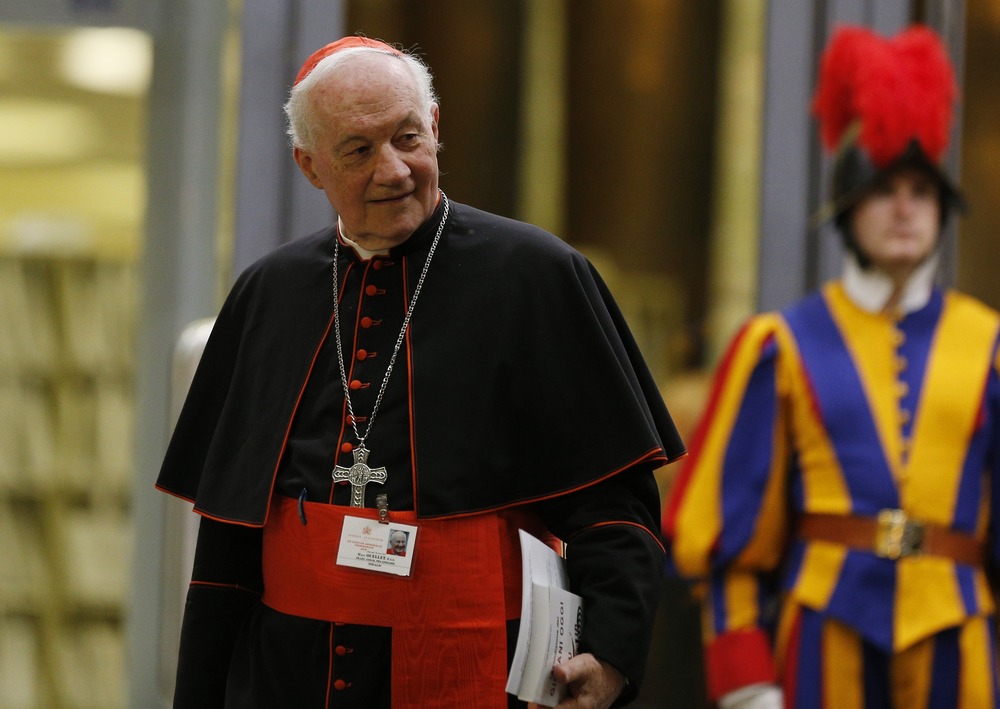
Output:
[156, 36, 685, 709]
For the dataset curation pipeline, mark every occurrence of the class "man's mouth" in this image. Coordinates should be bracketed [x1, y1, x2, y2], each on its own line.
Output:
[372, 191, 412, 204]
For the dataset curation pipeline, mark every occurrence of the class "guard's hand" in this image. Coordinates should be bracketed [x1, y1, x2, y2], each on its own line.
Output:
[527, 653, 626, 709]
[718, 683, 784, 709]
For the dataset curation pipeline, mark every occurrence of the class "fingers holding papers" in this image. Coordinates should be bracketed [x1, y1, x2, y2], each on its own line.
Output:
[527, 653, 626, 709]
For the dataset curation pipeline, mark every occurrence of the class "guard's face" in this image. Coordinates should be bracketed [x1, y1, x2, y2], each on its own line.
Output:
[295, 53, 440, 249]
[851, 169, 941, 279]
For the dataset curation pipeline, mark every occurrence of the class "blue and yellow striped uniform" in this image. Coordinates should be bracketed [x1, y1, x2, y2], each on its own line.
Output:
[666, 282, 1000, 707]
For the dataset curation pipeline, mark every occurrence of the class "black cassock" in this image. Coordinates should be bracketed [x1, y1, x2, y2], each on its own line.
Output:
[158, 198, 685, 708]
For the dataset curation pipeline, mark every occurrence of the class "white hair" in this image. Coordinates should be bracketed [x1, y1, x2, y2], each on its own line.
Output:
[284, 46, 438, 152]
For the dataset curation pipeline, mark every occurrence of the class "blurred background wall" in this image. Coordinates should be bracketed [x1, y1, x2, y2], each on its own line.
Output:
[0, 1, 996, 707]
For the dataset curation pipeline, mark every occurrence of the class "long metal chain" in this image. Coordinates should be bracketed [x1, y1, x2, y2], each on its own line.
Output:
[332, 191, 450, 448]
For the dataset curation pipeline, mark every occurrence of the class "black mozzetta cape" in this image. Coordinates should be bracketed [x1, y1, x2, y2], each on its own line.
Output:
[156, 199, 685, 525]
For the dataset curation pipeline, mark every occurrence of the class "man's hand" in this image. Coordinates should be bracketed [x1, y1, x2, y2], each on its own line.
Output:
[527, 653, 626, 709]
[718, 683, 784, 709]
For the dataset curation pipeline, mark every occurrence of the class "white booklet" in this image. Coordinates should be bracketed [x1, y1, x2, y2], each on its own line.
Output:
[505, 529, 584, 707]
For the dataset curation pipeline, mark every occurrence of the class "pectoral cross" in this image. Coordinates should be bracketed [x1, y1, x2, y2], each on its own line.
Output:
[332, 445, 387, 508]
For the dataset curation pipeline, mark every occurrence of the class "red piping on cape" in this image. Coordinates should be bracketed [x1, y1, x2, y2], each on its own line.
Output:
[155, 301, 339, 529]
[569, 519, 667, 554]
[158, 380, 671, 527]
[159, 225, 680, 526]
[404, 255, 423, 514]
[263, 308, 338, 526]
[420, 446, 671, 523]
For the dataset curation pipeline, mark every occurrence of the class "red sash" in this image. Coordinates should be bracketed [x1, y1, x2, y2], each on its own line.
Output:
[261, 495, 555, 708]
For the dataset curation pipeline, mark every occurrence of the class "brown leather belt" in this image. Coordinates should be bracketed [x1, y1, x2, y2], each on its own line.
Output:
[797, 510, 983, 566]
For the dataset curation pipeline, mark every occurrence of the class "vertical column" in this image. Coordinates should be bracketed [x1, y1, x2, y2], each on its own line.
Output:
[128, 0, 228, 706]
[132, 1, 347, 705]
[702, 0, 766, 363]
[755, 0, 817, 312]
[516, 0, 566, 237]
[231, 0, 343, 275]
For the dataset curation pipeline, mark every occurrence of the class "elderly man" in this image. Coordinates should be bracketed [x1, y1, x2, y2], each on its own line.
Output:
[157, 36, 684, 709]
[386, 530, 408, 556]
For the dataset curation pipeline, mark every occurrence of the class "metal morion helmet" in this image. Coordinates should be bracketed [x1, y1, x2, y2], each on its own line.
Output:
[812, 25, 966, 229]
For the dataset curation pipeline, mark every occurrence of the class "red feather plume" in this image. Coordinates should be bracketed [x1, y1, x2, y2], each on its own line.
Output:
[812, 25, 958, 168]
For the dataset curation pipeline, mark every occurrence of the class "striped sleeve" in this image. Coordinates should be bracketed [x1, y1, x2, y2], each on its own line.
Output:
[988, 338, 1000, 570]
[663, 314, 792, 698]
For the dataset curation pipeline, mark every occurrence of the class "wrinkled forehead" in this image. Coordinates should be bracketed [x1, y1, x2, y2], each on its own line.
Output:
[312, 53, 424, 125]
[310, 49, 416, 97]
[316, 58, 427, 131]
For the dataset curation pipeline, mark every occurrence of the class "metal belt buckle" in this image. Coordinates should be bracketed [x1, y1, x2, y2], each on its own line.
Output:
[875, 508, 924, 559]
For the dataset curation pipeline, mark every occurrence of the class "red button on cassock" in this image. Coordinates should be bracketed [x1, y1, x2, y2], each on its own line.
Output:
[335, 645, 349, 656]
[349, 380, 363, 391]
[334, 679, 348, 691]
[340, 442, 353, 454]
[361, 317, 373, 328]
[356, 349, 368, 361]
[365, 285, 378, 296]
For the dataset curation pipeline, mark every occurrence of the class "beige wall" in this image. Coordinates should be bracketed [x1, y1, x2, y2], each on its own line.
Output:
[956, 1, 1000, 308]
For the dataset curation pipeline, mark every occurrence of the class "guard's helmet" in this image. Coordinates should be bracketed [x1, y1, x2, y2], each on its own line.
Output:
[812, 25, 965, 243]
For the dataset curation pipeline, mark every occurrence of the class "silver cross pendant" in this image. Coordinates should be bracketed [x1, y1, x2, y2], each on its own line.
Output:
[332, 444, 387, 508]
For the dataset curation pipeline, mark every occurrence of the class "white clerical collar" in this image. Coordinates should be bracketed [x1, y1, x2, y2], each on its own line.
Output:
[840, 252, 939, 315]
[338, 218, 391, 260]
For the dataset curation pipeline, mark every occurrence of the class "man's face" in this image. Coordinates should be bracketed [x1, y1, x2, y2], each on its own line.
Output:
[389, 533, 407, 554]
[851, 169, 941, 279]
[294, 53, 440, 249]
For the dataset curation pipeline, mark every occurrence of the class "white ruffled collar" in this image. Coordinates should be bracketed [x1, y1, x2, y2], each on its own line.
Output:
[840, 252, 939, 315]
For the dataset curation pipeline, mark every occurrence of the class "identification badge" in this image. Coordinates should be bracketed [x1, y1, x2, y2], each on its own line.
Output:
[337, 515, 418, 576]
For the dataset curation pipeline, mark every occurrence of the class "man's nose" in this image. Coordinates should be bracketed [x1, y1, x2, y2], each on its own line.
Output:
[373, 147, 409, 183]
[894, 190, 917, 216]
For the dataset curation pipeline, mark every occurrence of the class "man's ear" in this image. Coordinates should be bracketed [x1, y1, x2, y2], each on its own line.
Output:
[293, 146, 322, 188]
[430, 103, 440, 142]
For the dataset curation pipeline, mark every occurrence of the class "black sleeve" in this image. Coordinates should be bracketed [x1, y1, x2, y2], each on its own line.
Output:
[172, 517, 263, 709]
[531, 466, 664, 706]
